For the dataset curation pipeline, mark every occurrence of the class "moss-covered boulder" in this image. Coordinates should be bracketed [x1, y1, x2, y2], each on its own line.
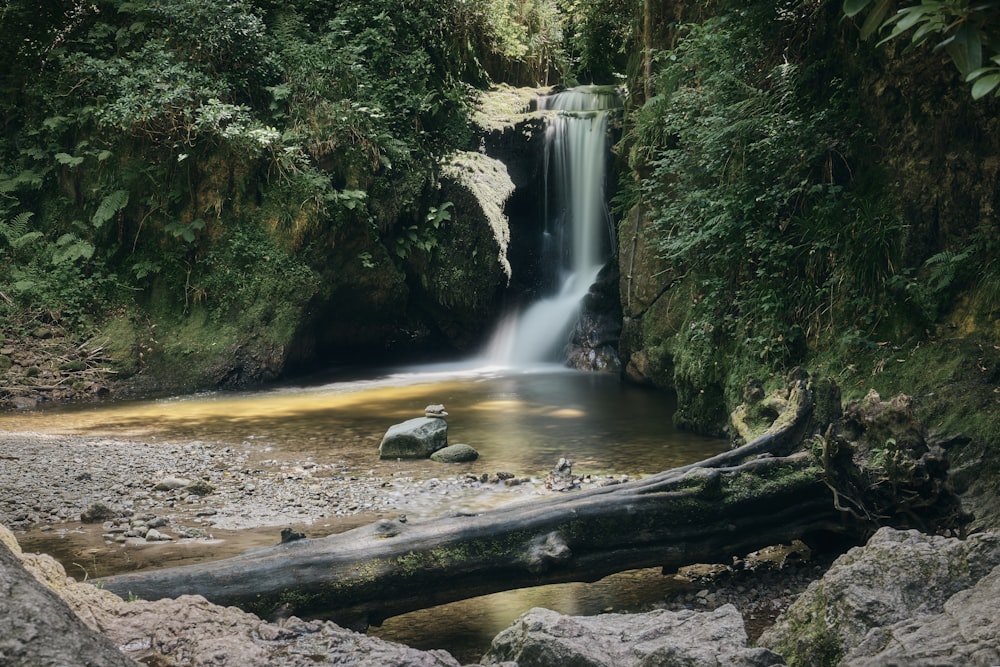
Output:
[406, 151, 515, 349]
[758, 528, 1000, 666]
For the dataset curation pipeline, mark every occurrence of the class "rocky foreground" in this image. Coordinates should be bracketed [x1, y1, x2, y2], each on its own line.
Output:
[3, 521, 999, 666]
[2, 430, 999, 665]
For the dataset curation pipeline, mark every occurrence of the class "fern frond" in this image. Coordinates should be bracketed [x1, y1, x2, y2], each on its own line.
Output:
[0, 211, 35, 245]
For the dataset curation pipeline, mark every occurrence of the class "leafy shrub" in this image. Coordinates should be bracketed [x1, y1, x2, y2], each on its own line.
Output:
[631, 6, 903, 366]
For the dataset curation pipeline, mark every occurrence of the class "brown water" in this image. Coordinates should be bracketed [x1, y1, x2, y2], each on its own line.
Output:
[4, 362, 726, 663]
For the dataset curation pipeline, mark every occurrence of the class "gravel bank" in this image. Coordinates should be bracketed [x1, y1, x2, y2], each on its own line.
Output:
[0, 431, 575, 534]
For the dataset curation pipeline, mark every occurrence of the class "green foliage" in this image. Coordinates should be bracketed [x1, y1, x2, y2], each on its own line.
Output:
[91, 190, 129, 230]
[845, 0, 1000, 98]
[631, 7, 905, 373]
[200, 224, 318, 327]
[558, 0, 634, 82]
[0, 0, 635, 380]
[0, 212, 41, 251]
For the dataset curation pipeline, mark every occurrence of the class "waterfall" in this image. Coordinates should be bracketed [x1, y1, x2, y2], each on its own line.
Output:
[485, 85, 620, 366]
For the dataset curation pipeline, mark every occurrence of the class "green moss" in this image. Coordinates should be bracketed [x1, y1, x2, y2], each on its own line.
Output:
[93, 313, 142, 377]
[471, 85, 547, 134]
[760, 585, 844, 667]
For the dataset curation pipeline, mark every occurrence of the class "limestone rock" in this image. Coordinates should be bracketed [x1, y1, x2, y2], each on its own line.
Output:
[428, 151, 515, 349]
[430, 444, 479, 463]
[759, 527, 1000, 665]
[425, 404, 449, 418]
[144, 528, 172, 542]
[845, 563, 1000, 666]
[378, 417, 448, 459]
[481, 605, 784, 666]
[0, 529, 137, 667]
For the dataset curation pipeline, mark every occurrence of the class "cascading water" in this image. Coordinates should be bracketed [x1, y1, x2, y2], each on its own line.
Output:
[486, 85, 620, 366]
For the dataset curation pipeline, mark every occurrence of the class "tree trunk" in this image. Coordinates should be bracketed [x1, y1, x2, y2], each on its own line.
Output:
[96, 374, 961, 629]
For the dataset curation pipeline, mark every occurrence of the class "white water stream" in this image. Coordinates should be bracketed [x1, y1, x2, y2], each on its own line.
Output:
[485, 86, 620, 365]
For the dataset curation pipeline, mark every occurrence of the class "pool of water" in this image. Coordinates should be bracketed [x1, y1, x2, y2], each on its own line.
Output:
[1, 363, 722, 478]
[2, 362, 727, 662]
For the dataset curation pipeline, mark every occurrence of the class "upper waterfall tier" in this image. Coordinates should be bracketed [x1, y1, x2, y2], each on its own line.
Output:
[537, 85, 623, 112]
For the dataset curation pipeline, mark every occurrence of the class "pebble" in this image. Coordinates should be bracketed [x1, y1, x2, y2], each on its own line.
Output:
[0, 432, 645, 543]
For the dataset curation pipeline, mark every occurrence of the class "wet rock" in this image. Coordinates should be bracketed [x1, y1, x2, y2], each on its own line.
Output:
[481, 605, 784, 666]
[759, 527, 1000, 665]
[545, 458, 580, 491]
[430, 444, 479, 463]
[279, 528, 306, 544]
[378, 417, 448, 459]
[3, 524, 464, 667]
[0, 528, 137, 667]
[565, 262, 622, 373]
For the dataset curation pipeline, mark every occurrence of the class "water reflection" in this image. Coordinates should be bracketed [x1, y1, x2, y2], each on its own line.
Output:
[372, 567, 694, 664]
[0, 364, 721, 477]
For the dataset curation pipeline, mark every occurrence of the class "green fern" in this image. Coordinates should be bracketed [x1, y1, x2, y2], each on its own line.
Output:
[0, 211, 42, 249]
[91, 189, 129, 229]
[51, 233, 95, 265]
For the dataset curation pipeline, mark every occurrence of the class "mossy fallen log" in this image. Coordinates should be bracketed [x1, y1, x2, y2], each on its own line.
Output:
[97, 372, 964, 628]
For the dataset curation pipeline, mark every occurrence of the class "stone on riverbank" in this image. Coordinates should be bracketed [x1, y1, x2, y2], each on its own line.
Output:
[0, 527, 137, 667]
[847, 562, 1000, 665]
[481, 604, 785, 666]
[80, 502, 119, 523]
[430, 444, 479, 463]
[154, 476, 192, 491]
[378, 417, 448, 459]
[758, 527, 1000, 666]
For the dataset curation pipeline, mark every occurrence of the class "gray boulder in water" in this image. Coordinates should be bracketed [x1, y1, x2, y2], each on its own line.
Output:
[430, 443, 479, 463]
[378, 417, 448, 459]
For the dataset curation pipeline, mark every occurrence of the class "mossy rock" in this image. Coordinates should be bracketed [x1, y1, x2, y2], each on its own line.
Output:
[59, 360, 87, 372]
[183, 479, 215, 496]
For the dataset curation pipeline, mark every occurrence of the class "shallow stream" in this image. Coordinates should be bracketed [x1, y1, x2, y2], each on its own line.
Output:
[2, 363, 727, 662]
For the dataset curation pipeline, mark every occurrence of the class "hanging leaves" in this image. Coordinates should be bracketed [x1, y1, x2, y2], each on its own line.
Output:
[91, 190, 130, 229]
[844, 0, 1000, 98]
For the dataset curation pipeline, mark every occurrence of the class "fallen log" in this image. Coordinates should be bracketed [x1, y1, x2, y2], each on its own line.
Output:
[96, 373, 962, 628]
